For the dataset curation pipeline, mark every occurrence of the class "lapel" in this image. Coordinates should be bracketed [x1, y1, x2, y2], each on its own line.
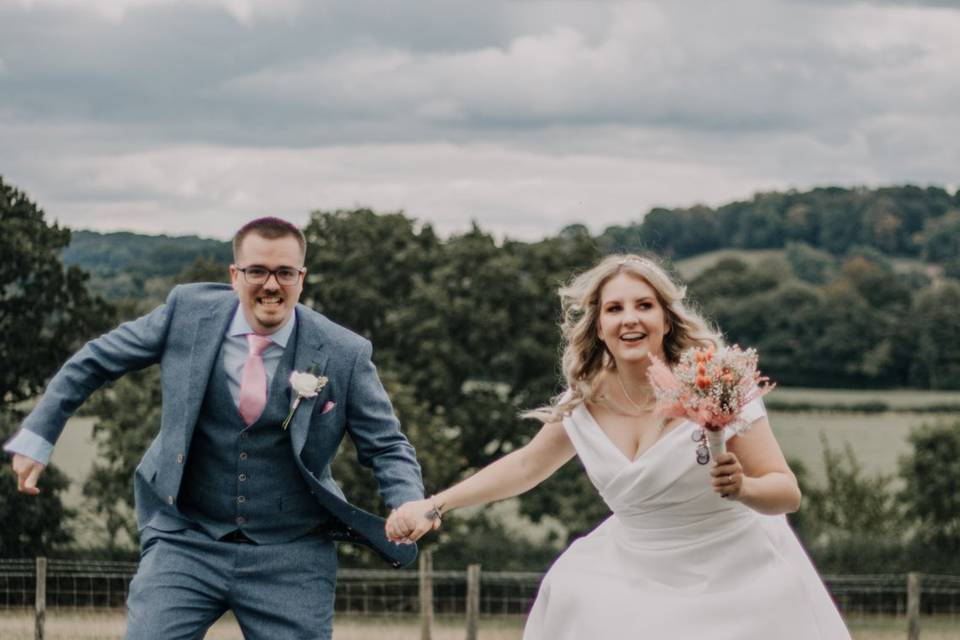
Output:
[287, 306, 330, 455]
[179, 294, 238, 451]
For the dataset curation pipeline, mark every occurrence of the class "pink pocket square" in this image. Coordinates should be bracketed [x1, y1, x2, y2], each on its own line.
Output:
[320, 401, 336, 415]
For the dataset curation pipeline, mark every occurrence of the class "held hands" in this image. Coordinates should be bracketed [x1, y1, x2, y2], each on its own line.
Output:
[385, 497, 443, 544]
[12, 454, 45, 495]
[710, 452, 744, 500]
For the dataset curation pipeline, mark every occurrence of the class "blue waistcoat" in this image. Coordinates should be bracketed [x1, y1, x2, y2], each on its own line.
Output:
[175, 328, 331, 543]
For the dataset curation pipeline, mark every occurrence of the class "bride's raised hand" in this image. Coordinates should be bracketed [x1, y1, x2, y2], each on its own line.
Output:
[385, 498, 442, 544]
[710, 452, 744, 499]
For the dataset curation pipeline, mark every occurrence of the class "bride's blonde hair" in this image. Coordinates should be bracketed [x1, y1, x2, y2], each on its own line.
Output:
[525, 254, 722, 423]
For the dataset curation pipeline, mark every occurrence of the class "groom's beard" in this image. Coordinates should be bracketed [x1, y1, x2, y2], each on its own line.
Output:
[251, 289, 290, 330]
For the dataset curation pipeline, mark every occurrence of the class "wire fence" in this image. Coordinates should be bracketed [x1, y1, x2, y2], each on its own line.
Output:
[827, 573, 960, 618]
[333, 569, 539, 617]
[2, 558, 960, 619]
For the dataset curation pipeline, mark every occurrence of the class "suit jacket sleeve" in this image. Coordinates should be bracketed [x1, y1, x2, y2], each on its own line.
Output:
[344, 340, 425, 510]
[16, 287, 178, 449]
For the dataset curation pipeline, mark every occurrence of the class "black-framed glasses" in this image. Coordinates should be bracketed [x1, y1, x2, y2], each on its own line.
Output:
[234, 265, 305, 286]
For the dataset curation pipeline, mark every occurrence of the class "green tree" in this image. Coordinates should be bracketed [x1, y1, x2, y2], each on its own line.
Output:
[817, 197, 863, 255]
[302, 208, 441, 354]
[782, 202, 820, 245]
[804, 434, 903, 540]
[0, 177, 110, 556]
[688, 257, 780, 303]
[919, 210, 960, 263]
[814, 280, 892, 383]
[908, 282, 960, 389]
[82, 368, 161, 552]
[430, 509, 561, 571]
[177, 255, 230, 285]
[0, 410, 75, 556]
[785, 241, 834, 284]
[859, 197, 904, 254]
[791, 434, 907, 573]
[729, 192, 786, 249]
[899, 421, 960, 552]
[0, 177, 112, 403]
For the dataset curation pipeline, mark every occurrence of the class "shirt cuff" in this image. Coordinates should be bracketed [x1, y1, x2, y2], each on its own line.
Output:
[3, 429, 54, 465]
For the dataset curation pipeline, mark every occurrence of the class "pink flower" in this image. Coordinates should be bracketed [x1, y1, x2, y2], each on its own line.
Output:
[646, 345, 775, 435]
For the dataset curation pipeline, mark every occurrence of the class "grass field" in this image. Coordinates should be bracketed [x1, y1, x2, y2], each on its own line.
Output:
[1, 611, 959, 639]
[671, 247, 939, 282]
[769, 410, 956, 485]
[672, 248, 786, 280]
[769, 386, 960, 409]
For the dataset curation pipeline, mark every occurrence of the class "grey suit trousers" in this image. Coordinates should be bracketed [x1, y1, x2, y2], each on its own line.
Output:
[125, 527, 337, 640]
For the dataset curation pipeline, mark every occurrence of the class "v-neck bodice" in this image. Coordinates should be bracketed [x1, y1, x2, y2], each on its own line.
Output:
[561, 398, 767, 542]
[580, 404, 685, 464]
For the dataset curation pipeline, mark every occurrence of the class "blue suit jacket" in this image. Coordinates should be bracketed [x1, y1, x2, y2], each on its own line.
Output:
[19, 283, 424, 567]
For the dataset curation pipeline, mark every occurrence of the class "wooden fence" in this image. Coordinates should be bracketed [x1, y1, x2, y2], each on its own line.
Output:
[3, 554, 960, 639]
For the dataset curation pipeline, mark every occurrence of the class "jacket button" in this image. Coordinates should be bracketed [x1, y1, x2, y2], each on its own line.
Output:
[237, 496, 246, 503]
[176, 454, 184, 464]
[238, 474, 247, 482]
[167, 496, 174, 505]
[239, 452, 248, 460]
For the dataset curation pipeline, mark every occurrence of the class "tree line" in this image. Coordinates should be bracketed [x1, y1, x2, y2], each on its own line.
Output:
[599, 185, 960, 268]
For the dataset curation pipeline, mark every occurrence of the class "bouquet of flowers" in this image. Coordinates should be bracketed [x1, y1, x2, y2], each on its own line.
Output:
[646, 345, 775, 464]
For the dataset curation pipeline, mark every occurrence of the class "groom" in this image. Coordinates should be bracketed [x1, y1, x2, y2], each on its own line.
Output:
[4, 217, 424, 639]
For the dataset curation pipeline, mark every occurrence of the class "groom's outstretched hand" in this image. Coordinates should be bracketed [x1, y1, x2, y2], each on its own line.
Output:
[385, 499, 441, 544]
[12, 454, 45, 495]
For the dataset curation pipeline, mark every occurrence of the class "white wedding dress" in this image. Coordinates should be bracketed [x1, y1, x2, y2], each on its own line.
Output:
[523, 399, 850, 639]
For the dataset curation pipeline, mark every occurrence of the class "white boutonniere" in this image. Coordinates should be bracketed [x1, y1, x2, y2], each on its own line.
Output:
[282, 370, 328, 430]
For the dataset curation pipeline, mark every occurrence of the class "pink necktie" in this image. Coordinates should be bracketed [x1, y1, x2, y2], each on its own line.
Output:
[238, 334, 273, 426]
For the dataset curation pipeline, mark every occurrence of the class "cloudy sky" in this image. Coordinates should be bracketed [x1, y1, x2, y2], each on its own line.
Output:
[1, 0, 958, 240]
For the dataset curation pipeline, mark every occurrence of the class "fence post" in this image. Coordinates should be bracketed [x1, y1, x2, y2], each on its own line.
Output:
[907, 571, 921, 640]
[35, 556, 47, 640]
[419, 549, 433, 640]
[465, 563, 481, 640]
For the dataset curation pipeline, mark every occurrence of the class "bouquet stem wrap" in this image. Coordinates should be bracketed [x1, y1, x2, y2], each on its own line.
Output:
[705, 428, 726, 462]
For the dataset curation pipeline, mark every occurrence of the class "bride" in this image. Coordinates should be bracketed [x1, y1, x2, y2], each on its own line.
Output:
[386, 254, 850, 639]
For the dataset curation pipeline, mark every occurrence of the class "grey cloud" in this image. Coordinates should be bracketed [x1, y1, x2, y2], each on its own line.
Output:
[6, 0, 938, 146]
[798, 0, 960, 7]
[1, 0, 958, 240]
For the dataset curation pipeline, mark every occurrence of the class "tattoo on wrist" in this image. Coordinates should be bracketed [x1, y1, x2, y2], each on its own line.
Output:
[424, 496, 444, 522]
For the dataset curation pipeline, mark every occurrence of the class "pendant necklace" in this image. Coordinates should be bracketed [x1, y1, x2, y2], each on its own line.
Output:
[616, 371, 666, 434]
[617, 371, 656, 414]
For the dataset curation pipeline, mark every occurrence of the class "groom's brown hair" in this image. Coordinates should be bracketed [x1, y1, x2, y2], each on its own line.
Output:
[233, 217, 306, 262]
